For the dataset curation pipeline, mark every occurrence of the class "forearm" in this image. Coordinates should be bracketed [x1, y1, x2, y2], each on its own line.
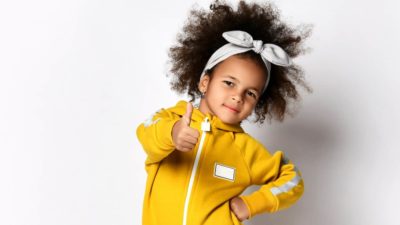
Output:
[136, 115, 180, 164]
[242, 150, 305, 218]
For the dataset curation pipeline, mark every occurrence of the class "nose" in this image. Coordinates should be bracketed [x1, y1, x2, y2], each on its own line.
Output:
[231, 92, 243, 103]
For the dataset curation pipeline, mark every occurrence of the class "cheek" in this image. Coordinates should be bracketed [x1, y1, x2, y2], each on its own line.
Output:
[209, 87, 225, 99]
[244, 96, 258, 106]
[245, 102, 257, 113]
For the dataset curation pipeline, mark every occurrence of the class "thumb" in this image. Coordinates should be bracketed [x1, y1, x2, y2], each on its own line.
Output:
[183, 102, 193, 126]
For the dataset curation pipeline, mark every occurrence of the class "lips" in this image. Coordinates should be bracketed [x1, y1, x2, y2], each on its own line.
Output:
[223, 104, 240, 113]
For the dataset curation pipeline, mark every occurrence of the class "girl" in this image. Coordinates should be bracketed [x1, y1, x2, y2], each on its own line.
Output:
[136, 0, 312, 224]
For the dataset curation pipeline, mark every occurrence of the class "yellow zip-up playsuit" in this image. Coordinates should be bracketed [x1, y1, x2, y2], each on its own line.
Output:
[136, 100, 304, 225]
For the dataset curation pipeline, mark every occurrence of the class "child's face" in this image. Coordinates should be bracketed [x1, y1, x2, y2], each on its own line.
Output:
[198, 55, 267, 125]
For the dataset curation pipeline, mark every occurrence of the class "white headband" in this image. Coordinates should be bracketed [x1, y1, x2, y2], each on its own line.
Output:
[200, 30, 292, 93]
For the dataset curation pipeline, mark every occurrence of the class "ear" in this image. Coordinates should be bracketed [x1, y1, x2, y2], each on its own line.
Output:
[198, 75, 210, 93]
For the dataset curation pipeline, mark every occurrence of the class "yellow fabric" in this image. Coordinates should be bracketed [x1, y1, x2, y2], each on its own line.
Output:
[136, 100, 304, 225]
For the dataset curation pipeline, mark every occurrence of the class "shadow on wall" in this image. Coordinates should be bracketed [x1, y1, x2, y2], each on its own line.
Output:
[241, 95, 348, 225]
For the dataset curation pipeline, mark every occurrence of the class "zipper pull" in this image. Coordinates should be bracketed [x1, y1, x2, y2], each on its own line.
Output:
[201, 117, 211, 132]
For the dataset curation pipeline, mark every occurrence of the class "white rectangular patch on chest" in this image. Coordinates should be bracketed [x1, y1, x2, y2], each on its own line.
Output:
[214, 163, 235, 182]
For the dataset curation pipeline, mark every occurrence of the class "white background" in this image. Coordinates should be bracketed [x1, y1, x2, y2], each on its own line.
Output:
[1, 0, 399, 225]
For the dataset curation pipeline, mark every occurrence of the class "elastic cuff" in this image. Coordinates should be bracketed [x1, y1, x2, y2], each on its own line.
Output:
[240, 190, 277, 217]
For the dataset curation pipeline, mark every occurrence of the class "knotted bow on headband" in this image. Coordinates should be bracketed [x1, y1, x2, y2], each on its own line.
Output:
[200, 30, 292, 93]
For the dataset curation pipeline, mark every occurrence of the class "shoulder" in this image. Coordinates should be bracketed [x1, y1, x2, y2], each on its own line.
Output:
[149, 100, 186, 117]
[233, 132, 267, 153]
[141, 101, 184, 127]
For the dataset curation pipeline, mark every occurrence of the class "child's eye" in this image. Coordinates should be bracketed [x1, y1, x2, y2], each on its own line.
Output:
[223, 80, 234, 86]
[247, 91, 257, 99]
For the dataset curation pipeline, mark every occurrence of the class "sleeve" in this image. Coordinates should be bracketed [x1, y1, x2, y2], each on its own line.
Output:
[136, 108, 181, 165]
[239, 143, 304, 219]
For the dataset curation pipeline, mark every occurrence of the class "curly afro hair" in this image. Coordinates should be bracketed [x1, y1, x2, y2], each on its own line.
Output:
[167, 0, 312, 124]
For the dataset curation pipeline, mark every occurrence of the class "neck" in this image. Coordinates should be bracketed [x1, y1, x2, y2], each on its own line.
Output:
[198, 99, 212, 117]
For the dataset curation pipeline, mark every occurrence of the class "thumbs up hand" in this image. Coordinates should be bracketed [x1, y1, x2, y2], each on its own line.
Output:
[172, 102, 200, 152]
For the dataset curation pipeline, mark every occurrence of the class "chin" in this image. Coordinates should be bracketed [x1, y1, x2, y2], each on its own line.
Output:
[219, 116, 240, 125]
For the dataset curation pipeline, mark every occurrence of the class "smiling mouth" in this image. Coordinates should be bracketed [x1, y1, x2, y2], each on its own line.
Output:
[223, 104, 240, 113]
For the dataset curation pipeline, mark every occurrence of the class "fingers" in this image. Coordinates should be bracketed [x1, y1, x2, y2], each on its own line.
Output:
[175, 127, 199, 152]
[182, 102, 193, 126]
[185, 127, 199, 139]
[174, 138, 197, 152]
[229, 197, 249, 222]
[184, 131, 199, 144]
[172, 102, 201, 152]
[176, 140, 196, 151]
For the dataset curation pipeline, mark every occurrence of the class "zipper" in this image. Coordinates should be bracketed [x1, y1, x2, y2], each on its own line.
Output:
[182, 117, 210, 225]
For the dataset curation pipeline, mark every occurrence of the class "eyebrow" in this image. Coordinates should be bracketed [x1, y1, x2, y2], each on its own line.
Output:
[223, 75, 261, 93]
